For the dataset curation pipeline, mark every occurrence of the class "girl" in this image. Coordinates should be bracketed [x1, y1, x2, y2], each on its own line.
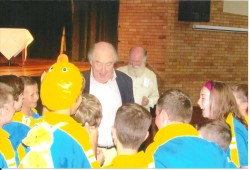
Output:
[198, 80, 248, 168]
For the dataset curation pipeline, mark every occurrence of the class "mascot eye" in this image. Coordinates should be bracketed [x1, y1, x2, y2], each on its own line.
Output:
[48, 66, 53, 72]
[62, 68, 68, 72]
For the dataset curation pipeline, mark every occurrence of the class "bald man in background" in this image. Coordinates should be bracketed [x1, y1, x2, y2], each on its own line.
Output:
[118, 46, 159, 111]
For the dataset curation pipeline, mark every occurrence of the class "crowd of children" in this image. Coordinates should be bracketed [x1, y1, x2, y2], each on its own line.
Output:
[0, 52, 248, 168]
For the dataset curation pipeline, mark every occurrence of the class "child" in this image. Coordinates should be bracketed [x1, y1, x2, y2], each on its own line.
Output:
[72, 93, 104, 165]
[73, 93, 102, 128]
[104, 103, 152, 168]
[0, 75, 24, 111]
[197, 119, 232, 152]
[231, 83, 248, 124]
[19, 54, 99, 168]
[0, 82, 18, 168]
[146, 89, 236, 168]
[0, 75, 30, 166]
[198, 80, 248, 168]
[13, 76, 42, 127]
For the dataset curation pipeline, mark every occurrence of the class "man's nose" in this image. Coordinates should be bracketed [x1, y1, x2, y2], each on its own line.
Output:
[100, 65, 107, 73]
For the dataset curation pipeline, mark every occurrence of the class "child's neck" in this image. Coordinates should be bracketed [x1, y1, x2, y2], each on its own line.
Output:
[116, 143, 138, 155]
[22, 106, 33, 116]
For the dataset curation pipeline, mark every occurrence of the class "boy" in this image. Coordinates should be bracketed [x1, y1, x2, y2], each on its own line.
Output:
[145, 89, 236, 168]
[13, 76, 42, 127]
[104, 103, 152, 168]
[0, 82, 17, 168]
[19, 54, 99, 168]
[72, 93, 102, 128]
[0, 75, 30, 166]
[0, 75, 24, 111]
[72, 93, 104, 165]
[197, 119, 232, 152]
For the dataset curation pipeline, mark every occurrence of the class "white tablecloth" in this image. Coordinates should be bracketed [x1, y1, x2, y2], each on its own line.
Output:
[0, 28, 34, 60]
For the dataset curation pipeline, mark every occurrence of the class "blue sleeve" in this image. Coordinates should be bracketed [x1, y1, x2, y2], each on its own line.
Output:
[234, 119, 248, 167]
[3, 122, 30, 150]
[0, 153, 8, 168]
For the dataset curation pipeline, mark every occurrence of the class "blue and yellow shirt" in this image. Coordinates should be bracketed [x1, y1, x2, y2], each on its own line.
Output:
[0, 128, 17, 168]
[3, 122, 30, 166]
[0, 152, 8, 168]
[13, 108, 42, 128]
[146, 123, 236, 168]
[30, 111, 100, 168]
[226, 113, 248, 167]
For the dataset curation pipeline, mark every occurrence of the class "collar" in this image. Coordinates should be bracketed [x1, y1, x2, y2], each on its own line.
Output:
[43, 111, 79, 125]
[154, 123, 199, 143]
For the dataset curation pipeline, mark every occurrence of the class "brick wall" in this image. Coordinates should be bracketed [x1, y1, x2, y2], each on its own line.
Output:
[117, 0, 248, 105]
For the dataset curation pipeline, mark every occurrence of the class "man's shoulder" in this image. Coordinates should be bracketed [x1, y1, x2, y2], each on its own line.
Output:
[145, 67, 157, 77]
[116, 65, 128, 72]
[115, 69, 131, 79]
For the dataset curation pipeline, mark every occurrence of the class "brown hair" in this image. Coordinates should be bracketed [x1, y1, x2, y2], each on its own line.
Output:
[157, 89, 193, 123]
[208, 80, 247, 128]
[114, 103, 152, 150]
[197, 119, 232, 151]
[20, 76, 38, 86]
[0, 82, 14, 107]
[0, 75, 24, 101]
[72, 93, 102, 127]
[231, 84, 248, 114]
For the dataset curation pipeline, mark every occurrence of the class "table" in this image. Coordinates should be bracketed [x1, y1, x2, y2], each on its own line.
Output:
[0, 28, 34, 65]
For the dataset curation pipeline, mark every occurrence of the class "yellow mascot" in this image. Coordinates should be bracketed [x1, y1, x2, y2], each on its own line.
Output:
[19, 54, 79, 168]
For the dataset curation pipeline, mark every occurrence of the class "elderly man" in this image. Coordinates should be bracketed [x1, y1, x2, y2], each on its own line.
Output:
[82, 41, 134, 166]
[117, 46, 159, 111]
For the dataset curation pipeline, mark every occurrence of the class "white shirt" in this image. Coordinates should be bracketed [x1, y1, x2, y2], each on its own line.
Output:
[117, 66, 159, 111]
[89, 69, 122, 147]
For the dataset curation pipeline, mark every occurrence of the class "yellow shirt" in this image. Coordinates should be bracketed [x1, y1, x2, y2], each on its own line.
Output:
[104, 151, 151, 168]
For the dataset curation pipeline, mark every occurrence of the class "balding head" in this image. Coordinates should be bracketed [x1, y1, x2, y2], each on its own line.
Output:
[129, 47, 147, 58]
[127, 46, 147, 77]
[88, 41, 118, 83]
[88, 41, 118, 63]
